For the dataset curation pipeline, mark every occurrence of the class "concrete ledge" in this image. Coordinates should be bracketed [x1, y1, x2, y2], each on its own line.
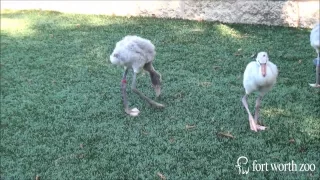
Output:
[1, 0, 319, 28]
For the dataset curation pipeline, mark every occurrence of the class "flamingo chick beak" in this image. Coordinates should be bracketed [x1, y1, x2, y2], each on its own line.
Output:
[261, 63, 267, 77]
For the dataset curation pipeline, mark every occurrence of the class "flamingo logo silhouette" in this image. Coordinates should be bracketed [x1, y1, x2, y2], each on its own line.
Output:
[235, 156, 250, 174]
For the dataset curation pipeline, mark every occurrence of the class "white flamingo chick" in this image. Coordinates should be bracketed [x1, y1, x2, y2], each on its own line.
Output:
[110, 35, 164, 116]
[242, 52, 278, 132]
[310, 23, 320, 87]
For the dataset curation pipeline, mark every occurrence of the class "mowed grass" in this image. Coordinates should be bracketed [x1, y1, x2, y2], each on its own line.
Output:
[1, 9, 319, 179]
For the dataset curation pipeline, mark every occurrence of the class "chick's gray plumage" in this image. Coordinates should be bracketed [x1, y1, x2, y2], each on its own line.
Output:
[110, 35, 156, 73]
[109, 35, 164, 116]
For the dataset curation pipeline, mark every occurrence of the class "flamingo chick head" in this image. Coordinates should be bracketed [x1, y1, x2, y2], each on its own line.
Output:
[110, 45, 129, 66]
[110, 52, 123, 66]
[256, 52, 269, 77]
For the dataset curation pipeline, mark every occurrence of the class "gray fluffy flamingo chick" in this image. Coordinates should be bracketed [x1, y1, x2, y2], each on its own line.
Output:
[310, 23, 320, 87]
[242, 52, 278, 132]
[110, 35, 164, 116]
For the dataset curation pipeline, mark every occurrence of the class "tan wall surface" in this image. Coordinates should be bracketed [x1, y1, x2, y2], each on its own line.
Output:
[1, 0, 319, 28]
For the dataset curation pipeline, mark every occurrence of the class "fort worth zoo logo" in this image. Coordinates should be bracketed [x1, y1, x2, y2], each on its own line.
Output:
[235, 156, 316, 175]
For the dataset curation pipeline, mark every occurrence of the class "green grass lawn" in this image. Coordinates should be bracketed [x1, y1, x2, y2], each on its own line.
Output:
[1, 9, 319, 179]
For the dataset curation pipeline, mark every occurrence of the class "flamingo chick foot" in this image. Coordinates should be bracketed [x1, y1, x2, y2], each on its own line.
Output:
[309, 83, 320, 88]
[151, 101, 165, 108]
[125, 108, 140, 117]
[255, 124, 266, 131]
[249, 117, 266, 132]
[154, 85, 161, 97]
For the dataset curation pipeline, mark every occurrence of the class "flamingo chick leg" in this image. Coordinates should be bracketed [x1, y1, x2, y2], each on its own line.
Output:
[121, 68, 140, 116]
[310, 52, 320, 87]
[131, 72, 165, 108]
[254, 95, 264, 125]
[242, 94, 266, 132]
[143, 62, 162, 97]
[316, 52, 320, 85]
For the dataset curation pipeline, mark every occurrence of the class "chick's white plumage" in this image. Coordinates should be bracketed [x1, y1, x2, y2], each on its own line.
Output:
[310, 23, 320, 54]
[309, 23, 320, 87]
[242, 52, 278, 132]
[243, 52, 278, 95]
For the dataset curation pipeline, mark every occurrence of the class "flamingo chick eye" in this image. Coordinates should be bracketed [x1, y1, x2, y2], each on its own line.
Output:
[113, 53, 119, 58]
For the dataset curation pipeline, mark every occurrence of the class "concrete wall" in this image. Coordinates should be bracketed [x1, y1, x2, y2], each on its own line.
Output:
[1, 0, 319, 28]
